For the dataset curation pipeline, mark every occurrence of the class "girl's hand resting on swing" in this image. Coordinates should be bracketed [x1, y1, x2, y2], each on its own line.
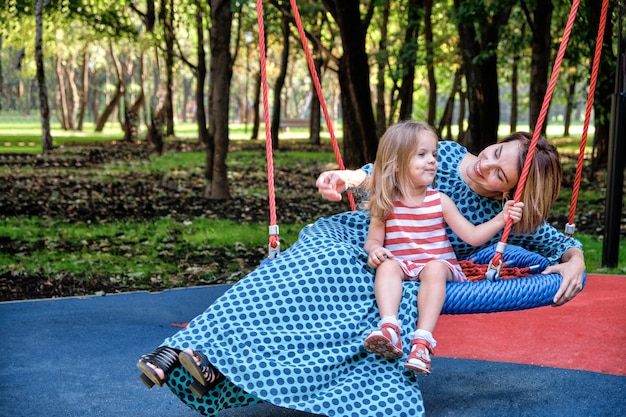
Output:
[366, 245, 395, 269]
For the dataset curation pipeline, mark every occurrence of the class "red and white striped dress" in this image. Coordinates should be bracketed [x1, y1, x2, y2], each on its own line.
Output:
[384, 188, 467, 282]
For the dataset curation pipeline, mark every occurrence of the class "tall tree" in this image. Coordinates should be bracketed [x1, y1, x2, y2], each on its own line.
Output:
[308, 17, 327, 146]
[195, 1, 210, 146]
[453, 0, 513, 153]
[270, 7, 290, 150]
[523, 0, 553, 133]
[205, 0, 233, 199]
[77, 48, 89, 130]
[0, 35, 5, 111]
[95, 44, 125, 132]
[269, 0, 334, 144]
[437, 67, 463, 140]
[374, 0, 390, 137]
[501, 12, 527, 134]
[35, 0, 53, 152]
[398, 0, 423, 121]
[159, 0, 176, 136]
[588, 0, 615, 171]
[321, 0, 378, 167]
[171, 0, 210, 146]
[423, 0, 436, 126]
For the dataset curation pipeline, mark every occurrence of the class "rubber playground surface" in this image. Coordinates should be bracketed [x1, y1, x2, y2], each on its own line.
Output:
[1, 274, 625, 417]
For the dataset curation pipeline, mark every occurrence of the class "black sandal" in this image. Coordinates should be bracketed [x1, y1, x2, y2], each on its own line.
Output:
[136, 346, 181, 388]
[178, 349, 225, 397]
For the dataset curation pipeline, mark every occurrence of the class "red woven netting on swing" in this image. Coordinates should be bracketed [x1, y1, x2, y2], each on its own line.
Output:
[460, 260, 534, 282]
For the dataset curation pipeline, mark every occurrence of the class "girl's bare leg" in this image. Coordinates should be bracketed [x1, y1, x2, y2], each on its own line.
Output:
[373, 260, 404, 319]
[405, 261, 452, 375]
[416, 261, 451, 334]
[364, 261, 406, 360]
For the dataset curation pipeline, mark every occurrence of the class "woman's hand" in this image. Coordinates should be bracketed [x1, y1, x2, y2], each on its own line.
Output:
[542, 247, 585, 306]
[316, 169, 367, 201]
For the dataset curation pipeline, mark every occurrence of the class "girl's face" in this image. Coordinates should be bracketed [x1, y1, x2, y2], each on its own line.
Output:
[467, 141, 521, 196]
[407, 133, 438, 187]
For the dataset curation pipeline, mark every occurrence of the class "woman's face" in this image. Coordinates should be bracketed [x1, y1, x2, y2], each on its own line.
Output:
[466, 141, 521, 196]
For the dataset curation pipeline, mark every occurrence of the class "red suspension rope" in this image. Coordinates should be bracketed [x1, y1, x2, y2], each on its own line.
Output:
[566, 0, 610, 237]
[256, 0, 280, 259]
[256, 0, 359, 260]
[289, 0, 356, 212]
[489, 0, 581, 276]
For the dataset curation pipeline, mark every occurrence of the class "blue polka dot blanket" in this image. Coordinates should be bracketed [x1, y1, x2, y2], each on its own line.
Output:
[161, 210, 569, 417]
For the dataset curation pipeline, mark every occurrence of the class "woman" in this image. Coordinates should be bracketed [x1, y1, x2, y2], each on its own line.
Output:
[317, 133, 585, 307]
[136, 131, 584, 417]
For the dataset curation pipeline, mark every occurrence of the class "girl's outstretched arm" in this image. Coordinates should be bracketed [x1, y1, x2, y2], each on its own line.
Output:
[441, 194, 523, 246]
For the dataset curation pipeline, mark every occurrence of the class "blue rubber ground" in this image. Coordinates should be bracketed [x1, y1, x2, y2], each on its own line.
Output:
[1, 285, 624, 417]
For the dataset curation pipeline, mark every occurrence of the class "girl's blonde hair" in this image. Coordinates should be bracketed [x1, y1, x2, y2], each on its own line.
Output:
[366, 120, 438, 221]
[503, 132, 562, 234]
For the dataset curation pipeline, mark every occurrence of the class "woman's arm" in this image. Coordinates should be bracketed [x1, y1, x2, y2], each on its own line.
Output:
[316, 167, 370, 201]
[542, 247, 585, 306]
[507, 223, 585, 306]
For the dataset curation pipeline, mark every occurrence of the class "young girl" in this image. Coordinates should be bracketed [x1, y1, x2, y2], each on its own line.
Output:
[363, 120, 524, 375]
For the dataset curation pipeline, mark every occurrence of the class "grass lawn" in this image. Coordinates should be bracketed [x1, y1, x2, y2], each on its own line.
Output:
[0, 116, 624, 301]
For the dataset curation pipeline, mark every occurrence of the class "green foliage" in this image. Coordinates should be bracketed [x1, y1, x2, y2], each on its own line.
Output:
[0, 216, 270, 252]
[0, 216, 306, 287]
[575, 234, 626, 275]
[0, 119, 624, 300]
[1, 0, 137, 37]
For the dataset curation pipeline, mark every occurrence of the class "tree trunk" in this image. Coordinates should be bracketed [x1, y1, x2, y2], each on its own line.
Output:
[95, 45, 125, 132]
[138, 52, 149, 130]
[55, 57, 70, 130]
[270, 14, 290, 150]
[181, 77, 192, 123]
[161, 0, 176, 136]
[308, 10, 325, 147]
[309, 56, 324, 146]
[123, 89, 145, 143]
[398, 0, 423, 121]
[375, 0, 390, 137]
[457, 89, 467, 144]
[145, 0, 156, 31]
[77, 49, 89, 131]
[89, 77, 99, 123]
[437, 68, 462, 141]
[65, 58, 79, 130]
[35, 0, 53, 152]
[563, 74, 577, 137]
[147, 103, 165, 154]
[510, 55, 519, 133]
[0, 34, 4, 111]
[424, 0, 437, 126]
[195, 2, 210, 146]
[590, 0, 615, 172]
[453, 0, 512, 153]
[251, 70, 261, 140]
[205, 0, 233, 200]
[528, 0, 553, 134]
[322, 0, 378, 168]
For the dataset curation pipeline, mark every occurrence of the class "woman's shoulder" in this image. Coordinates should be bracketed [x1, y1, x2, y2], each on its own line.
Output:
[438, 141, 466, 160]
